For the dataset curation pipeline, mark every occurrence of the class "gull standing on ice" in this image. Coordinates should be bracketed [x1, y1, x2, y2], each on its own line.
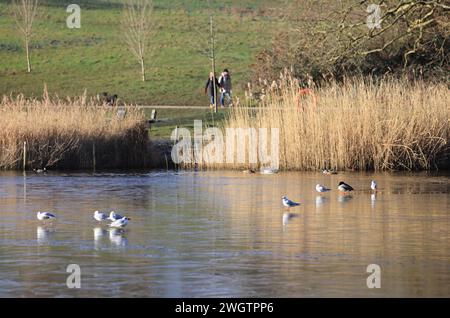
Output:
[316, 184, 331, 193]
[282, 196, 300, 208]
[261, 168, 278, 175]
[371, 180, 377, 192]
[108, 211, 123, 222]
[94, 210, 108, 222]
[110, 217, 130, 228]
[37, 211, 56, 221]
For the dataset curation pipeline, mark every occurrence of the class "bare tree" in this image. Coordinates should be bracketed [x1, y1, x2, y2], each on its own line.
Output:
[12, 0, 39, 73]
[255, 0, 449, 82]
[122, 0, 155, 82]
[324, 0, 450, 66]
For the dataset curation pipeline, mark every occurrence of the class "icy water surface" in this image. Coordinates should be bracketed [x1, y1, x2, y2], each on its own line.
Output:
[0, 171, 448, 297]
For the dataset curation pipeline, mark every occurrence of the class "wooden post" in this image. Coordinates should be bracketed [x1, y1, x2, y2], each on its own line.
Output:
[150, 109, 157, 121]
[164, 153, 169, 173]
[23, 141, 27, 172]
[173, 126, 179, 171]
[92, 142, 96, 172]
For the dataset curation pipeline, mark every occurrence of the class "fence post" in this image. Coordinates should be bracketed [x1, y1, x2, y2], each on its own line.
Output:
[92, 141, 96, 172]
[164, 153, 169, 173]
[23, 141, 27, 172]
[173, 126, 179, 171]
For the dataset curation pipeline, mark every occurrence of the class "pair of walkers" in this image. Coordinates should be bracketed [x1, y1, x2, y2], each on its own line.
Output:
[205, 69, 232, 108]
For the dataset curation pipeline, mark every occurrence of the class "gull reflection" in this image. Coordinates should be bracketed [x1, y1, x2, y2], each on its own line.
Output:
[94, 227, 106, 240]
[315, 195, 328, 207]
[109, 228, 128, 247]
[283, 212, 298, 227]
[338, 195, 353, 203]
[93, 227, 107, 249]
[37, 226, 54, 245]
[371, 193, 377, 208]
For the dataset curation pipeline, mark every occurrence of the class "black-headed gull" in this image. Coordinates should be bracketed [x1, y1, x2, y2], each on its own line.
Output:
[338, 181, 354, 192]
[316, 184, 331, 193]
[261, 168, 278, 175]
[37, 211, 56, 220]
[108, 211, 123, 222]
[94, 210, 108, 222]
[110, 217, 130, 228]
[282, 195, 300, 208]
[371, 180, 377, 191]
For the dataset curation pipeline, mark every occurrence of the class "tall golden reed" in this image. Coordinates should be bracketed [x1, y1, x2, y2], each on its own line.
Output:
[0, 91, 149, 170]
[225, 75, 450, 171]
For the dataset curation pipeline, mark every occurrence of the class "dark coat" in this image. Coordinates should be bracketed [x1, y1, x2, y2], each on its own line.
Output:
[205, 77, 219, 97]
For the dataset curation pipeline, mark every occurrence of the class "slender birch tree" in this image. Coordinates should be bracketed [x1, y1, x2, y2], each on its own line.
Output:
[122, 0, 155, 82]
[12, 0, 39, 73]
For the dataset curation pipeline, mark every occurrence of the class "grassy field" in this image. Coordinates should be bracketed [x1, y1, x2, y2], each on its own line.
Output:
[0, 0, 284, 106]
[144, 108, 230, 139]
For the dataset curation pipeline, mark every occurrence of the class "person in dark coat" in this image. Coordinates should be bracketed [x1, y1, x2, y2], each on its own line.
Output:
[205, 72, 220, 109]
[219, 69, 232, 107]
[101, 92, 118, 106]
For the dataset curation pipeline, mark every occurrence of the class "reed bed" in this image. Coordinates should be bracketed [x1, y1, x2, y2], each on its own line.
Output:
[0, 92, 150, 170]
[223, 76, 450, 171]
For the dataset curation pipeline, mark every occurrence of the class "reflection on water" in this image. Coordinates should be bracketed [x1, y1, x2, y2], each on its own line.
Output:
[93, 227, 106, 250]
[282, 212, 298, 227]
[371, 193, 377, 209]
[338, 194, 354, 203]
[315, 195, 328, 207]
[37, 226, 55, 245]
[109, 228, 128, 248]
[0, 170, 449, 297]
[93, 227, 106, 241]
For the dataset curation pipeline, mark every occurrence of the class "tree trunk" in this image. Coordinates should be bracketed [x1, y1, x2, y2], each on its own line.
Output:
[209, 15, 217, 113]
[140, 57, 146, 82]
[25, 35, 31, 73]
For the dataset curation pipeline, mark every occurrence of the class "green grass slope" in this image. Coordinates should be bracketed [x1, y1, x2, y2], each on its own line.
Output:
[0, 0, 284, 105]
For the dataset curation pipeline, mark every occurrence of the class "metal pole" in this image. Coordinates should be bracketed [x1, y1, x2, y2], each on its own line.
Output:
[208, 0, 217, 113]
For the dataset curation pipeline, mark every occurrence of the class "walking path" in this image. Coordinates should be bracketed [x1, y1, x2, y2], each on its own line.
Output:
[136, 105, 211, 109]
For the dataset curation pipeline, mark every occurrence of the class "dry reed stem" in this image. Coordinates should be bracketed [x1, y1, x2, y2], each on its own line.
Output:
[0, 91, 149, 170]
[219, 76, 450, 171]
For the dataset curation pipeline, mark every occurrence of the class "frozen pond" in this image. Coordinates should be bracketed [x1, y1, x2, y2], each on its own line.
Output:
[0, 170, 448, 297]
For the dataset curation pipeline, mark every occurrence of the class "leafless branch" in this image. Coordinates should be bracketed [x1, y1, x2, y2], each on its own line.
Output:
[12, 0, 39, 73]
[122, 0, 155, 82]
